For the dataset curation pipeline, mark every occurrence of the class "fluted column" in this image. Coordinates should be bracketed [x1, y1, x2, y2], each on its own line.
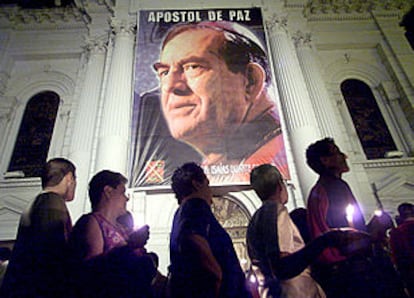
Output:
[68, 36, 107, 219]
[293, 31, 343, 140]
[266, 15, 321, 198]
[95, 18, 135, 175]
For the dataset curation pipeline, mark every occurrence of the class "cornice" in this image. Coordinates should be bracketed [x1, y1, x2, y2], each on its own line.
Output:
[304, 0, 413, 20]
[0, 177, 41, 188]
[359, 157, 414, 168]
[0, 5, 87, 29]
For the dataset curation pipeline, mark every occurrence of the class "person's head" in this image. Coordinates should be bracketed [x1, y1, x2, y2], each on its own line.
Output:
[41, 158, 76, 201]
[397, 202, 414, 222]
[306, 138, 349, 176]
[88, 170, 128, 213]
[171, 162, 211, 205]
[154, 21, 271, 152]
[250, 164, 287, 204]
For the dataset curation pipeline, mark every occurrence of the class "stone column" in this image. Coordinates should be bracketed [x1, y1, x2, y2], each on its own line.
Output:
[377, 81, 414, 154]
[68, 36, 107, 219]
[293, 31, 343, 140]
[94, 18, 135, 175]
[294, 33, 370, 200]
[266, 15, 321, 198]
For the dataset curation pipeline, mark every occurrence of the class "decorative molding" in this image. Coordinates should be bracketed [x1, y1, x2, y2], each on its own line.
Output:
[265, 13, 288, 33]
[304, 0, 413, 18]
[0, 96, 18, 120]
[371, 173, 414, 197]
[83, 34, 108, 56]
[6, 70, 76, 100]
[110, 17, 136, 37]
[359, 157, 414, 168]
[0, 6, 86, 28]
[0, 177, 41, 187]
[292, 30, 312, 48]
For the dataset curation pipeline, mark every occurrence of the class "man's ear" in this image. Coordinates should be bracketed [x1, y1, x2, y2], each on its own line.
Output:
[103, 185, 112, 198]
[63, 173, 73, 187]
[320, 156, 330, 167]
[191, 179, 203, 191]
[245, 63, 265, 102]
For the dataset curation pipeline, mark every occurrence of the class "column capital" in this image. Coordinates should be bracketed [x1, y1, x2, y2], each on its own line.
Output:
[110, 17, 136, 37]
[265, 13, 288, 33]
[292, 31, 313, 49]
[83, 34, 108, 55]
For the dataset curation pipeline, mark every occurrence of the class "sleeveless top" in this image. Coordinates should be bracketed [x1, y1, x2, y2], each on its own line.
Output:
[91, 213, 129, 253]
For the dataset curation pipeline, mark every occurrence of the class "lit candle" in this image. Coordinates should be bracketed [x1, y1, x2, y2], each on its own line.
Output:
[345, 204, 355, 228]
[132, 212, 145, 229]
[374, 209, 383, 217]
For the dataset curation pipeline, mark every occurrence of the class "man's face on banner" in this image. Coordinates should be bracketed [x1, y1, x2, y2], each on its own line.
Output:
[154, 28, 250, 147]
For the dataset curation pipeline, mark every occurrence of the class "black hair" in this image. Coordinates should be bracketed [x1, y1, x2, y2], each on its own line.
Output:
[306, 137, 336, 175]
[397, 202, 414, 221]
[171, 162, 206, 204]
[41, 158, 76, 189]
[88, 170, 128, 211]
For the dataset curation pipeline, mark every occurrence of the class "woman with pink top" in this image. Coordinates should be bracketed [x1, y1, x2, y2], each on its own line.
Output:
[69, 170, 155, 298]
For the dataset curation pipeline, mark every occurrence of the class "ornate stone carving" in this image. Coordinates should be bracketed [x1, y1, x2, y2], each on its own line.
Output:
[363, 158, 414, 168]
[305, 0, 412, 16]
[211, 196, 249, 229]
[83, 34, 108, 55]
[110, 17, 136, 37]
[265, 13, 288, 33]
[0, 6, 84, 26]
[292, 30, 312, 48]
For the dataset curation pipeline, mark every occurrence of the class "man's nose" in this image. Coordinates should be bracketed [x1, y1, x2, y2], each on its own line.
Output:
[162, 67, 187, 93]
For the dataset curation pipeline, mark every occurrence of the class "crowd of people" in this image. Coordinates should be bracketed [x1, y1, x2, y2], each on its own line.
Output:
[0, 19, 412, 298]
[0, 137, 411, 298]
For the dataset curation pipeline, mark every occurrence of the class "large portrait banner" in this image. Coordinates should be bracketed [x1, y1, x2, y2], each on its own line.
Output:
[131, 7, 289, 187]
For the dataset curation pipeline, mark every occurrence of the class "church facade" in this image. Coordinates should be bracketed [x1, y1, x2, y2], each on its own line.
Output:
[0, 0, 413, 273]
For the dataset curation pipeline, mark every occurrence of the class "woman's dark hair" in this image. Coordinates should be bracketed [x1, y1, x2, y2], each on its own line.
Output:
[88, 170, 127, 210]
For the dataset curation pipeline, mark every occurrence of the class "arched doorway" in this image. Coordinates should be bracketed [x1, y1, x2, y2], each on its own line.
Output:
[211, 195, 251, 272]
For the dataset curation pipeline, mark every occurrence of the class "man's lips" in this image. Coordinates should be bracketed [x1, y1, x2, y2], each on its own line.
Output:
[168, 101, 197, 115]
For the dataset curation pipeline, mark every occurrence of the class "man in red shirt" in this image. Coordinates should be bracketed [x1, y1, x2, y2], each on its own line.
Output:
[305, 138, 407, 298]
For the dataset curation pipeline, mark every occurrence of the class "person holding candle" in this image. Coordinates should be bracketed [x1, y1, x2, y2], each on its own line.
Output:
[246, 164, 372, 298]
[305, 138, 378, 298]
[69, 170, 156, 298]
[305, 138, 408, 298]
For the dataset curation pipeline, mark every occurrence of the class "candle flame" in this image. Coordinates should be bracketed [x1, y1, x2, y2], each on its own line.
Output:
[374, 209, 383, 217]
[346, 204, 355, 223]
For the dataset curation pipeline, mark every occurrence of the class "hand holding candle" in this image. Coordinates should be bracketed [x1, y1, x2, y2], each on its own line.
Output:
[128, 224, 150, 249]
[325, 228, 371, 256]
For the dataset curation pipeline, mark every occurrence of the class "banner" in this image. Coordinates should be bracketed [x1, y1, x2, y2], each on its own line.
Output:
[131, 7, 289, 187]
